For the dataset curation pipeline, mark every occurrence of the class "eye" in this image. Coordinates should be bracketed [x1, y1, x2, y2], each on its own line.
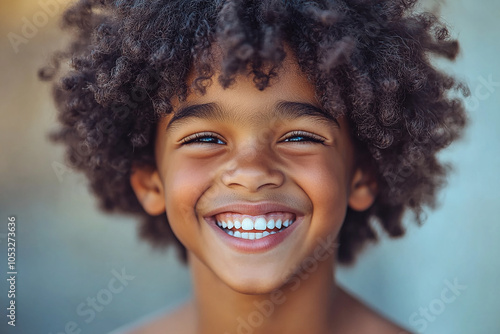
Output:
[281, 131, 326, 144]
[180, 132, 226, 145]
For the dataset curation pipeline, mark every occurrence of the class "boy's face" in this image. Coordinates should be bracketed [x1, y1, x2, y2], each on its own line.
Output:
[131, 54, 376, 293]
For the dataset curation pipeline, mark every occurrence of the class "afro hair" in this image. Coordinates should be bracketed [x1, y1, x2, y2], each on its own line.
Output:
[40, 0, 468, 264]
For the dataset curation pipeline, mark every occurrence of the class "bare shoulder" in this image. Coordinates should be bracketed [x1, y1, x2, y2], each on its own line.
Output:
[331, 287, 411, 334]
[125, 300, 196, 334]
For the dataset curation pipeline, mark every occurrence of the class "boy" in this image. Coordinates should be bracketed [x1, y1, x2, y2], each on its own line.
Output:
[41, 0, 467, 333]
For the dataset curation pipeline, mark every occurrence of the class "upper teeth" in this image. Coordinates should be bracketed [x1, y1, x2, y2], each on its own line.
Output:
[214, 213, 295, 240]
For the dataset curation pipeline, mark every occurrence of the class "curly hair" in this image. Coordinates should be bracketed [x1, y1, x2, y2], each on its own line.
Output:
[40, 0, 467, 264]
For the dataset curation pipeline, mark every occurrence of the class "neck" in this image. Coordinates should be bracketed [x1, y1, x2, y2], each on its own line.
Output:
[188, 252, 339, 334]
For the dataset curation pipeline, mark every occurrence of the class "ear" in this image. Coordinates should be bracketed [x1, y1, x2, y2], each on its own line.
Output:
[348, 168, 378, 211]
[130, 165, 166, 215]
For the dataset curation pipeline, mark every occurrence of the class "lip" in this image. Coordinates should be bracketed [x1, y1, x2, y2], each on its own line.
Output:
[203, 201, 304, 253]
[203, 201, 303, 217]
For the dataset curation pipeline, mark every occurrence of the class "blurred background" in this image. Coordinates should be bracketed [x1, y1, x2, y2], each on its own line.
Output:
[0, 0, 499, 333]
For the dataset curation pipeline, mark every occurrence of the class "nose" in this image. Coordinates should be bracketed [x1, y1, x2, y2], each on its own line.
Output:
[221, 142, 285, 192]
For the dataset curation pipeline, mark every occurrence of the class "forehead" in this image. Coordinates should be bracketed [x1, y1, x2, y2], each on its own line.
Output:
[171, 51, 320, 114]
[163, 54, 342, 135]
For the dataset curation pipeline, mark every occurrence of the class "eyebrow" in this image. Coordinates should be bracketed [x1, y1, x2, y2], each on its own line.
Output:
[275, 101, 340, 127]
[166, 103, 225, 131]
[166, 100, 339, 131]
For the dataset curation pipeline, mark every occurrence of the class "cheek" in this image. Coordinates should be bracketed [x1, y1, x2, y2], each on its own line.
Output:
[162, 157, 213, 238]
[293, 153, 350, 231]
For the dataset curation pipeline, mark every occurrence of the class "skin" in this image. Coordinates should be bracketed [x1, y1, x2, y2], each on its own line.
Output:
[129, 51, 407, 334]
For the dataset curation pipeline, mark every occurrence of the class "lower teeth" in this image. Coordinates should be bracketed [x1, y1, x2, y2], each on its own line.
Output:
[226, 230, 277, 240]
[222, 225, 293, 240]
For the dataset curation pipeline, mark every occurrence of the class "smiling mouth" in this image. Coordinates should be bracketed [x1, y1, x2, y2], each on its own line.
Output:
[214, 212, 296, 240]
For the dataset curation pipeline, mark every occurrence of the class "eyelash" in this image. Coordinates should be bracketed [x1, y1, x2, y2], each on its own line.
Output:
[179, 131, 325, 145]
[281, 131, 326, 144]
[180, 132, 226, 145]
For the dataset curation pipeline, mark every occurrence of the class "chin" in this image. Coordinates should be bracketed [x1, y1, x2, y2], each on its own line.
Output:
[215, 260, 300, 295]
[224, 275, 288, 295]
